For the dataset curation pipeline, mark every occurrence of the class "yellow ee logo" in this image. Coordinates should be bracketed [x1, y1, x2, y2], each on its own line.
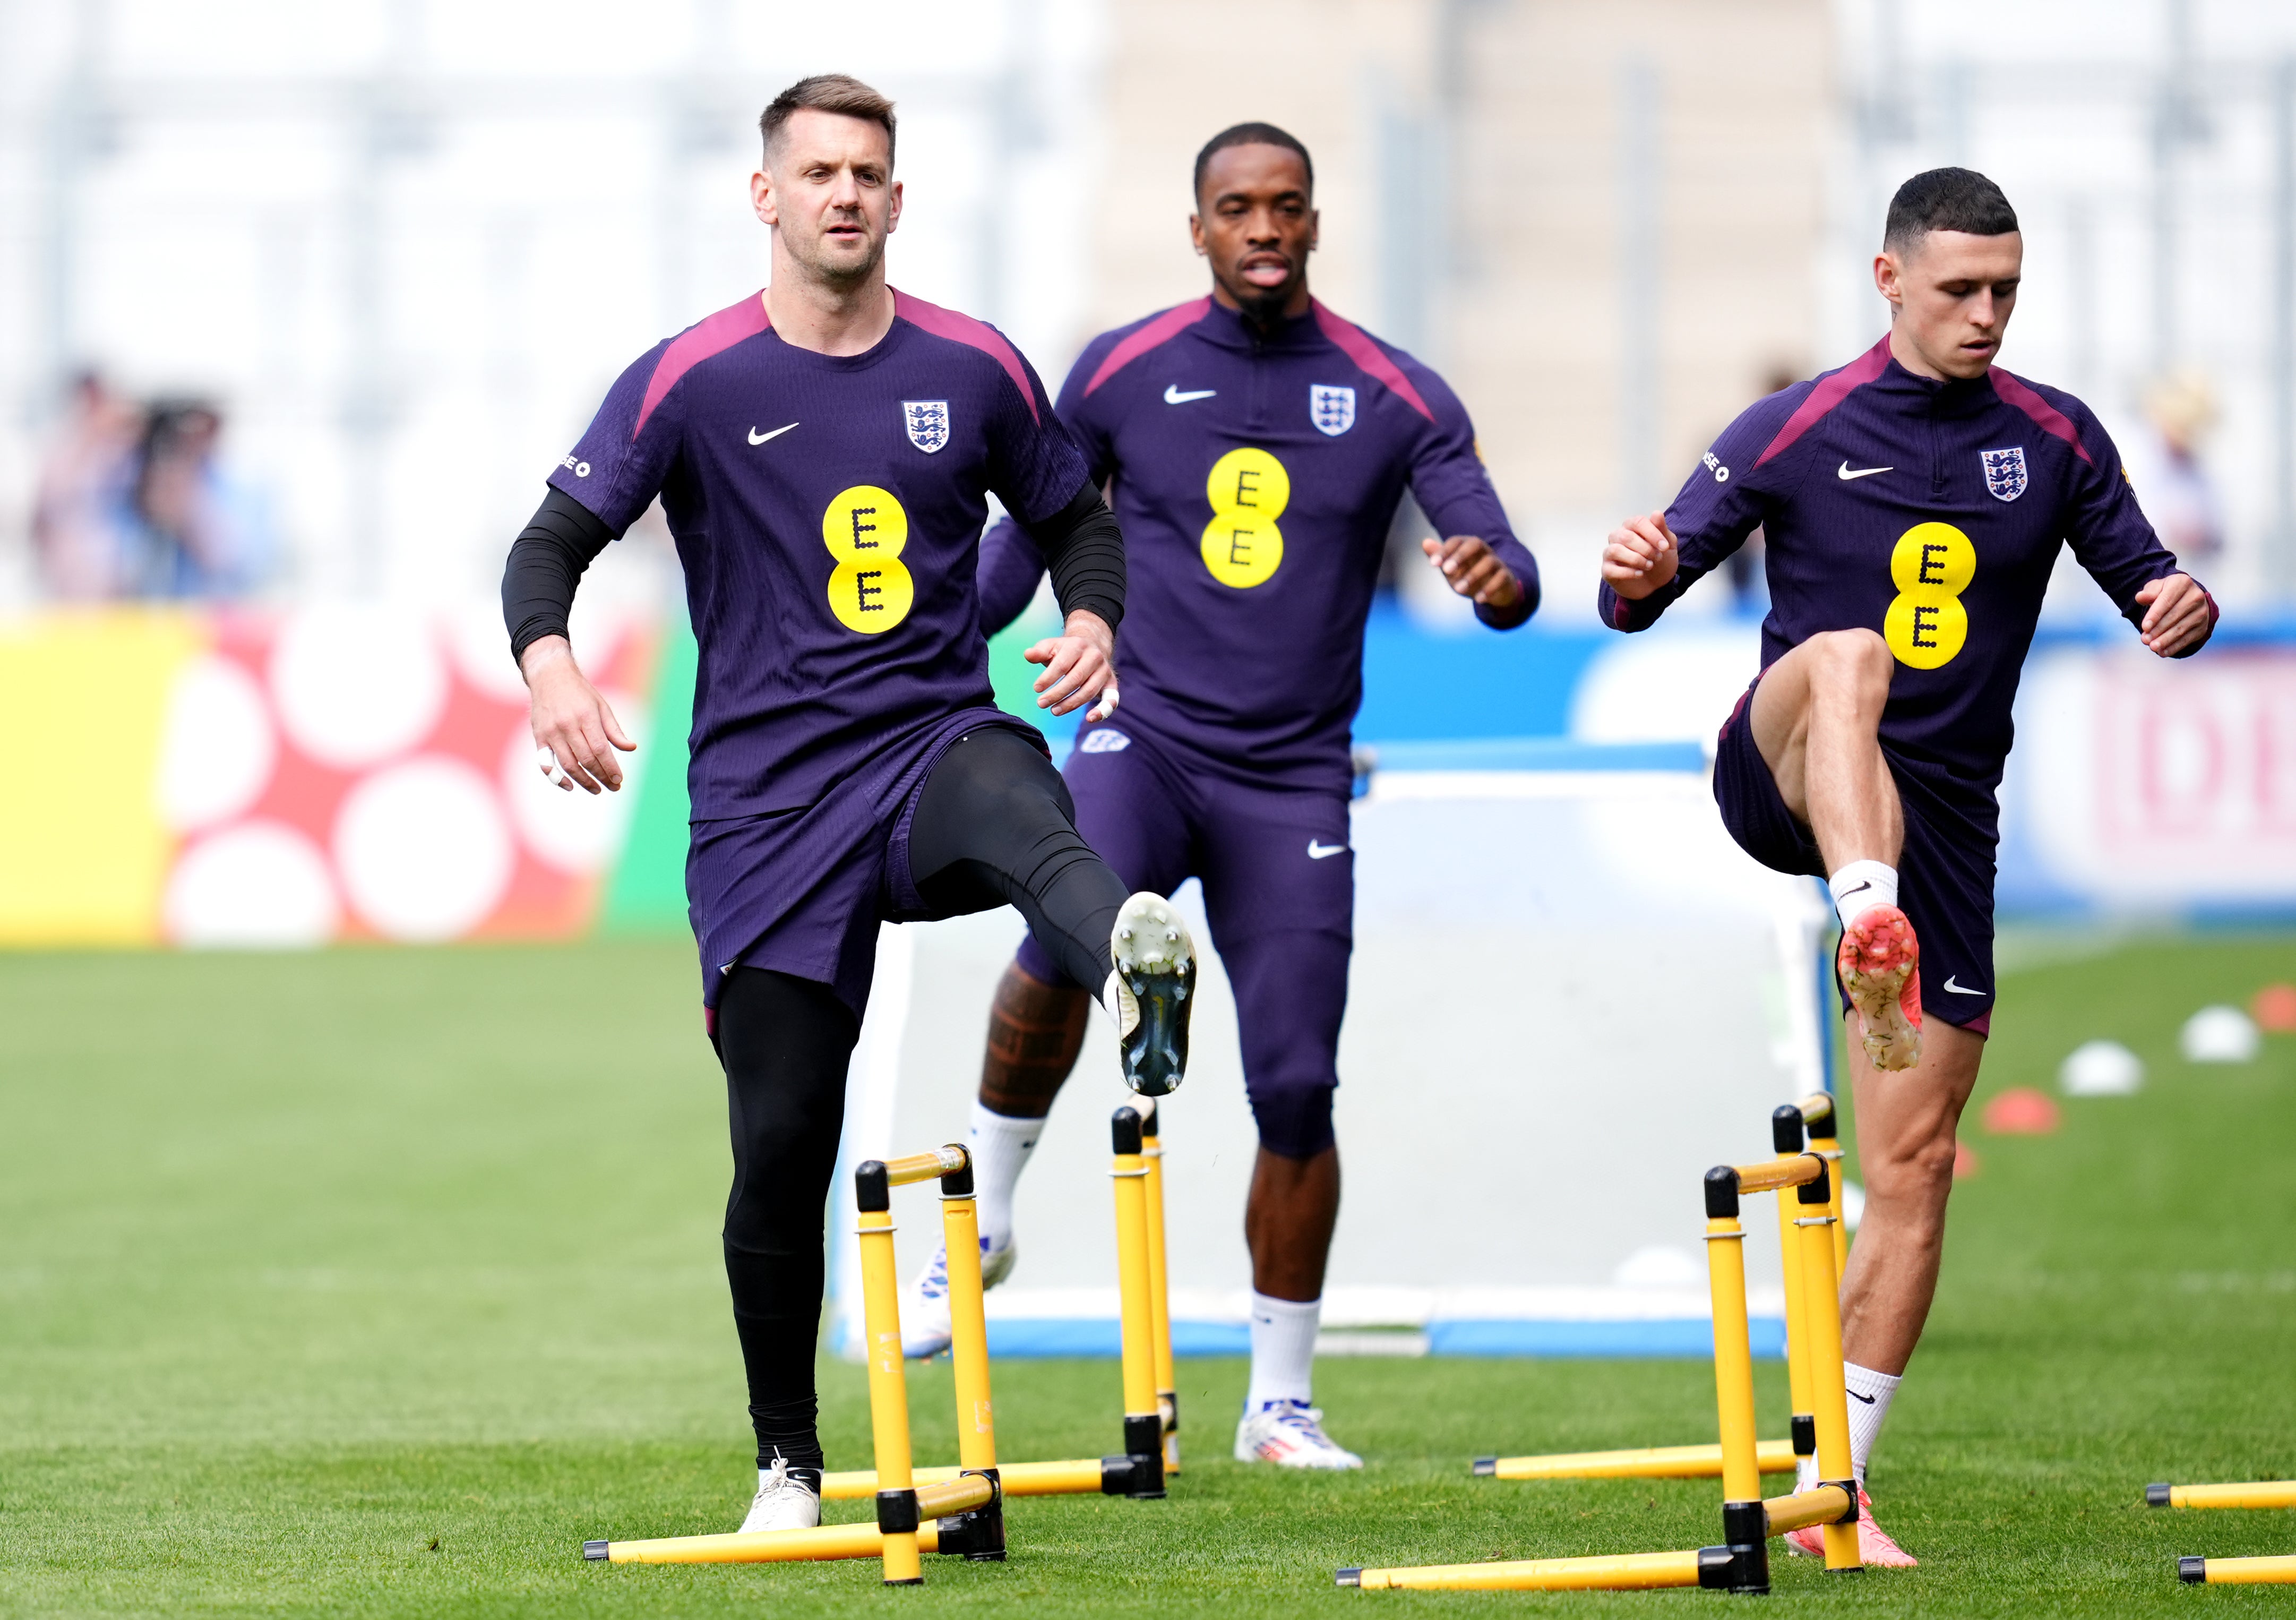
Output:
[1200, 447, 1290, 588]
[1883, 521, 1975, 669]
[822, 485, 915, 633]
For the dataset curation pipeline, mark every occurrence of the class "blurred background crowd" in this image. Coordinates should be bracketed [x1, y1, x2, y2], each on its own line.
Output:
[0, 0, 2288, 618]
[33, 372, 275, 599]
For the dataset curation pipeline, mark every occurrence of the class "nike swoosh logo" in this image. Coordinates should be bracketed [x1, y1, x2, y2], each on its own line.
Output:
[748, 423, 798, 445]
[1307, 840, 1347, 860]
[1943, 975, 1987, 996]
[1838, 880, 1872, 898]
[1163, 385, 1217, 404]
[1838, 460, 1893, 481]
[1846, 1388, 1876, 1404]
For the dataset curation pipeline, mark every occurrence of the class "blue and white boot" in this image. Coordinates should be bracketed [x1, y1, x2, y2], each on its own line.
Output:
[1234, 1400, 1363, 1469]
[1108, 893, 1194, 1097]
[899, 1231, 1018, 1359]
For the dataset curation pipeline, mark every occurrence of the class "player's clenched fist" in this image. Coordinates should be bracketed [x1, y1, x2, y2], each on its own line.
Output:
[1421, 534, 1523, 608]
[1602, 511, 1680, 601]
[2135, 572, 2213, 659]
[521, 634, 637, 794]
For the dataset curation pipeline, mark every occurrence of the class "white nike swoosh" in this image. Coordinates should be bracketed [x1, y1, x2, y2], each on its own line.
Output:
[748, 423, 798, 445]
[1163, 385, 1217, 404]
[1307, 841, 1348, 860]
[1838, 460, 1893, 481]
[1942, 975, 1987, 996]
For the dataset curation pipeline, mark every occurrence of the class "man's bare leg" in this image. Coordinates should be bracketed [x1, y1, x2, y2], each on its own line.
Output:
[1838, 1017, 1983, 1375]
[977, 962, 1091, 1120]
[1244, 1145, 1339, 1301]
[967, 963, 1090, 1262]
[1750, 627, 1923, 1072]
[1748, 627, 1902, 867]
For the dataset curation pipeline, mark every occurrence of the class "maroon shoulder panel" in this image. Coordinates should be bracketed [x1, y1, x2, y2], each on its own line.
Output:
[1311, 302, 1434, 423]
[1989, 368, 2094, 466]
[635, 292, 772, 439]
[1081, 297, 1215, 397]
[1752, 337, 1891, 468]
[892, 289, 1039, 422]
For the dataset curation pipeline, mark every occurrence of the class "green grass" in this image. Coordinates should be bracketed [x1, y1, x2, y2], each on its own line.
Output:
[5, 935, 2295, 1616]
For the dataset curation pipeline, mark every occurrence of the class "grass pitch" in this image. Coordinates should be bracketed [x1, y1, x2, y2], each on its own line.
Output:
[5, 934, 2295, 1616]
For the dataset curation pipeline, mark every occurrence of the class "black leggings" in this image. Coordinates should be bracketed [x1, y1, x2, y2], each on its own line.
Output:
[715, 727, 1128, 1473]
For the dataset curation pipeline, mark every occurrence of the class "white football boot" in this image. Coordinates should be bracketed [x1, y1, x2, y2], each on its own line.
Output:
[898, 1230, 1018, 1359]
[1233, 1400, 1363, 1469]
[737, 1457, 821, 1533]
[1108, 893, 1194, 1096]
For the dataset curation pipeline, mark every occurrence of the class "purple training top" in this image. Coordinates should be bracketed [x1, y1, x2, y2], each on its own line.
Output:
[1600, 337, 2214, 836]
[979, 298, 1538, 795]
[552, 288, 1089, 818]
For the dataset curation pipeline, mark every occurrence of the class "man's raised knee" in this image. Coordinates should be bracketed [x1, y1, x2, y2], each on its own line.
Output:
[1808, 627, 1894, 695]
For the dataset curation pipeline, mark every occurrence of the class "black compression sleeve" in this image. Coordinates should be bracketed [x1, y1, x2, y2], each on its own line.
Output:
[502, 486, 615, 667]
[1021, 482, 1125, 632]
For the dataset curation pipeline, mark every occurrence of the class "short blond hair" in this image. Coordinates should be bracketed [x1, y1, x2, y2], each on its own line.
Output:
[760, 74, 897, 168]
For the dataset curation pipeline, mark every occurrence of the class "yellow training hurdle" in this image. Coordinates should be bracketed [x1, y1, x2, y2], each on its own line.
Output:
[815, 1104, 1175, 1502]
[1473, 1093, 1847, 1487]
[2151, 1476, 2296, 1584]
[583, 1105, 1173, 1584]
[1340, 1138, 1863, 1594]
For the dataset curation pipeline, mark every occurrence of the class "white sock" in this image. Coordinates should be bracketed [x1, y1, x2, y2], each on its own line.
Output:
[1827, 860, 1898, 931]
[1843, 1361, 1901, 1487]
[966, 1101, 1043, 1249]
[1245, 1292, 1321, 1410]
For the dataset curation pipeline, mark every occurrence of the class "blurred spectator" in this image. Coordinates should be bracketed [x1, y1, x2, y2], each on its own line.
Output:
[2138, 370, 2223, 563]
[31, 370, 140, 599]
[1724, 363, 1803, 613]
[125, 397, 278, 598]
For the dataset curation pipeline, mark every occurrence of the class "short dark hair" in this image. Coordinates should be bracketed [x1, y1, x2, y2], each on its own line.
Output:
[1193, 122, 1314, 204]
[1884, 167, 2018, 256]
[761, 74, 897, 168]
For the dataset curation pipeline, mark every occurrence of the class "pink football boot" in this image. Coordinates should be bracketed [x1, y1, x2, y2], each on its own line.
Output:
[1783, 1486, 1919, 1567]
[1837, 905, 1922, 1071]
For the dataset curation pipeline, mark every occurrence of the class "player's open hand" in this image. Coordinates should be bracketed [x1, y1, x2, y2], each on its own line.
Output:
[1602, 511, 1680, 601]
[1422, 535, 1521, 608]
[1026, 609, 1120, 722]
[521, 635, 637, 793]
[2135, 572, 2214, 658]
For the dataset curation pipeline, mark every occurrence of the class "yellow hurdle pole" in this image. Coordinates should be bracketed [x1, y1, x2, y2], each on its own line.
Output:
[1762, 1484, 1855, 1536]
[587, 1481, 993, 1568]
[1772, 1106, 1818, 1473]
[2181, 1555, 2296, 1584]
[1472, 1441, 1800, 1481]
[854, 1161, 924, 1585]
[1793, 1155, 1862, 1573]
[1728, 1155, 1825, 1195]
[1337, 1550, 1710, 1592]
[2151, 1480, 2296, 1510]
[938, 1158, 997, 1473]
[590, 1522, 946, 1565]
[881, 1145, 968, 1186]
[1140, 1103, 1180, 1473]
[911, 1475, 996, 1518]
[935, 1146, 1007, 1561]
[1702, 1167, 1769, 1596]
[1800, 1092, 1851, 1279]
[1110, 1107, 1166, 1497]
[820, 1456, 1114, 1498]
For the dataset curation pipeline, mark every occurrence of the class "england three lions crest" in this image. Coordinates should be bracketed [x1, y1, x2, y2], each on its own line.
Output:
[1310, 384, 1356, 437]
[904, 400, 951, 454]
[1980, 445, 2028, 502]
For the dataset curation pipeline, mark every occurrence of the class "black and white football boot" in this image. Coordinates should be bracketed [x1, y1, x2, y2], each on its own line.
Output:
[1107, 893, 1194, 1096]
